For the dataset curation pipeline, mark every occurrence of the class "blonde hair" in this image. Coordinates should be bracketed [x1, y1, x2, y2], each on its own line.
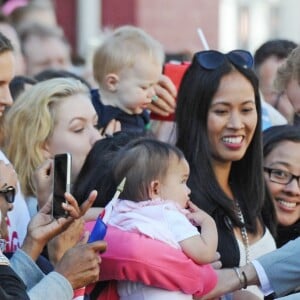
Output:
[93, 25, 165, 86]
[4, 77, 89, 197]
[274, 45, 300, 92]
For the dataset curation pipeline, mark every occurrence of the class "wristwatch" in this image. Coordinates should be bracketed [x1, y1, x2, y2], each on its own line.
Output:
[0, 253, 10, 266]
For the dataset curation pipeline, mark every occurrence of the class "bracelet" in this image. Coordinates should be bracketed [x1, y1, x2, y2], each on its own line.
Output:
[234, 267, 248, 289]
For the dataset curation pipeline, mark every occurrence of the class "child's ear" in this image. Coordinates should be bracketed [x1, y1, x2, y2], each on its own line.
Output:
[105, 73, 119, 91]
[148, 180, 160, 199]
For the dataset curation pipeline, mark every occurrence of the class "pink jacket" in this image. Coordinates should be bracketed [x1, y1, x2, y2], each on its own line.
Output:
[85, 222, 217, 297]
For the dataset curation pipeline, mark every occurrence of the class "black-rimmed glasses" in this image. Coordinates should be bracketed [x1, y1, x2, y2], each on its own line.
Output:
[264, 167, 300, 187]
[0, 186, 16, 203]
[194, 49, 253, 70]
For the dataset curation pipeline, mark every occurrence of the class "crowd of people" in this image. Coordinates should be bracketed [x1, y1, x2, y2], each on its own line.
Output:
[0, 0, 299, 300]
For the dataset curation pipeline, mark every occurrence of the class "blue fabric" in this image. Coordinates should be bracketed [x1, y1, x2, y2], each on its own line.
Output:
[5, 253, 53, 275]
[262, 105, 273, 131]
[9, 249, 73, 300]
[258, 238, 300, 297]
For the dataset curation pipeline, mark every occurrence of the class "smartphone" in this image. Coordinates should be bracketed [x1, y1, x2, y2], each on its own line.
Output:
[150, 61, 190, 121]
[52, 153, 72, 218]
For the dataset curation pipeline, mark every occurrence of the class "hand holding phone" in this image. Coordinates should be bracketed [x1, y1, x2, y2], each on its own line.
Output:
[52, 153, 72, 219]
[150, 62, 190, 121]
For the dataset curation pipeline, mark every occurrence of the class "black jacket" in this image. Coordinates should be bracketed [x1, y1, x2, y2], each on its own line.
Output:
[0, 265, 29, 300]
[276, 220, 300, 248]
[204, 204, 240, 268]
[91, 89, 150, 134]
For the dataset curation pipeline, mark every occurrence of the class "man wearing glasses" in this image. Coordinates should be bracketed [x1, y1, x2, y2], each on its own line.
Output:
[0, 161, 26, 299]
[0, 162, 17, 242]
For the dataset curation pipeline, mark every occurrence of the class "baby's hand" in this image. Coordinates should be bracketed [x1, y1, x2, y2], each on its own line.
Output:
[186, 200, 214, 227]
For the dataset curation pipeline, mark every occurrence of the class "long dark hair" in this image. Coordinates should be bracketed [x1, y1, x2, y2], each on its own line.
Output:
[176, 53, 264, 233]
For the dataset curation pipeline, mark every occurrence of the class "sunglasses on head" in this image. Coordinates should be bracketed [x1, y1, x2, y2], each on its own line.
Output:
[0, 186, 15, 204]
[194, 49, 253, 70]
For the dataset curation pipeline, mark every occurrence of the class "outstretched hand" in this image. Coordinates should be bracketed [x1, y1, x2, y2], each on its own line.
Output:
[33, 159, 98, 213]
[21, 190, 98, 261]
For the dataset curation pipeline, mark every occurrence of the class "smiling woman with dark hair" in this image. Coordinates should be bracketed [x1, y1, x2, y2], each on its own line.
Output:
[175, 49, 277, 299]
[263, 124, 300, 248]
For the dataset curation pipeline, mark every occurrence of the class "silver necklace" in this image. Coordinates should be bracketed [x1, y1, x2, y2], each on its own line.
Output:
[234, 200, 250, 264]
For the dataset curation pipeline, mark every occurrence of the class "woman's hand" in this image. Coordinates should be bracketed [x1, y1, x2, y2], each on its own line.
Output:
[211, 252, 222, 270]
[32, 159, 53, 210]
[147, 74, 177, 116]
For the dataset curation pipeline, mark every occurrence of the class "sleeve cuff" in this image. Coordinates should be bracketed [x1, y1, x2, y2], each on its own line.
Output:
[251, 260, 274, 296]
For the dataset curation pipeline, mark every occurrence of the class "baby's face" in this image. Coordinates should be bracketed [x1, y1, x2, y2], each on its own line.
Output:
[159, 157, 191, 208]
[116, 55, 162, 114]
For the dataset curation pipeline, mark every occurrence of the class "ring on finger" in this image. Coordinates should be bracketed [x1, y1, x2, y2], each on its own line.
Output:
[151, 95, 158, 102]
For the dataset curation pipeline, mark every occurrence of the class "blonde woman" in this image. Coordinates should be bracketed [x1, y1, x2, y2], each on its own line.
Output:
[4, 77, 103, 266]
[5, 77, 101, 217]
[5, 78, 100, 214]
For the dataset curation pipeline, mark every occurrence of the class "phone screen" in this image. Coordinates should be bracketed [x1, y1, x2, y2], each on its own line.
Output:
[52, 153, 72, 218]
